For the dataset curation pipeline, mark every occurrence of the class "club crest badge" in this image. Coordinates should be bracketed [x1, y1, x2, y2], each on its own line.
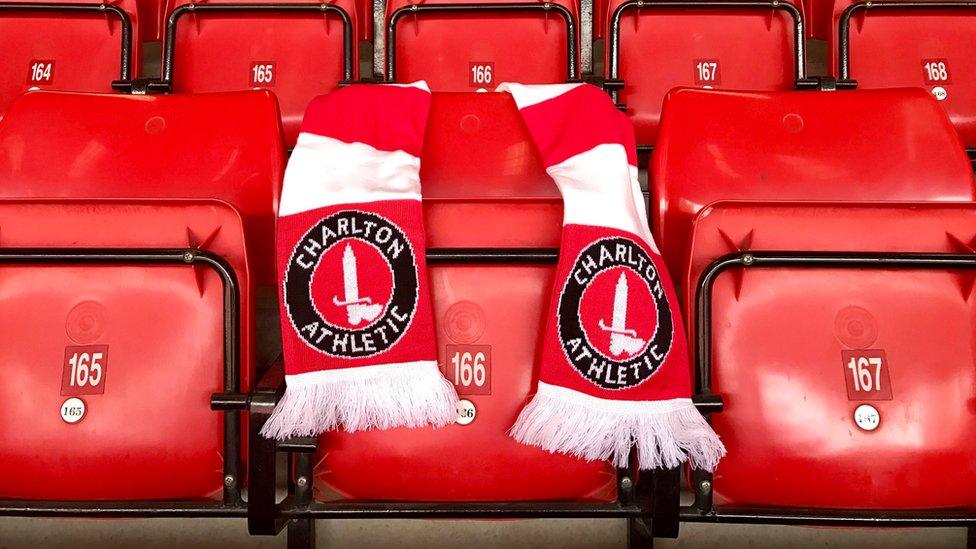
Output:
[284, 211, 419, 358]
[558, 237, 673, 389]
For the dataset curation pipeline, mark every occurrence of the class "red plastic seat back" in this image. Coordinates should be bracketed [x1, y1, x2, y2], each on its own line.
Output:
[604, 0, 801, 145]
[163, 0, 359, 147]
[137, 0, 164, 40]
[386, 0, 579, 91]
[316, 92, 616, 502]
[651, 88, 976, 290]
[0, 200, 251, 500]
[0, 90, 285, 284]
[799, 0, 831, 38]
[356, 0, 372, 41]
[827, 0, 976, 148]
[688, 201, 976, 509]
[0, 0, 141, 114]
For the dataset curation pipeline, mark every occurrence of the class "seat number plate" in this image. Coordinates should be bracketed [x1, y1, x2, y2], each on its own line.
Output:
[61, 345, 109, 396]
[694, 59, 720, 87]
[842, 349, 892, 401]
[27, 60, 54, 85]
[444, 345, 491, 395]
[469, 62, 494, 88]
[250, 62, 276, 87]
[922, 59, 951, 85]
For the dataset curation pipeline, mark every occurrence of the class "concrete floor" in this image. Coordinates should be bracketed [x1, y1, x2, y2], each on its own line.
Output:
[0, 517, 966, 547]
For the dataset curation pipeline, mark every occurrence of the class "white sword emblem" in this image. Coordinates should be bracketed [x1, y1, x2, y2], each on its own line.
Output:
[332, 244, 383, 326]
[598, 272, 647, 357]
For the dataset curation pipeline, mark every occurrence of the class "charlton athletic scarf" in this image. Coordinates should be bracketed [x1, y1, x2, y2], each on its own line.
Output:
[262, 81, 725, 472]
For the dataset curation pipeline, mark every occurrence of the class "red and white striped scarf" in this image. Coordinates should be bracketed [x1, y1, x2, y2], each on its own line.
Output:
[264, 81, 724, 472]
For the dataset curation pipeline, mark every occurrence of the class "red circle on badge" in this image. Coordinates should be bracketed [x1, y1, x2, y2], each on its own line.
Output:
[578, 266, 657, 360]
[310, 238, 394, 330]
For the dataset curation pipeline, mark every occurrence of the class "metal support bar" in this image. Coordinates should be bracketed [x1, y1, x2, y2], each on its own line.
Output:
[287, 453, 316, 549]
[248, 360, 287, 536]
[650, 468, 680, 538]
[385, 2, 579, 82]
[839, 1, 976, 81]
[690, 250, 976, 524]
[680, 506, 976, 526]
[0, 501, 247, 518]
[426, 247, 559, 264]
[0, 2, 132, 81]
[279, 501, 646, 519]
[606, 0, 805, 107]
[162, 3, 355, 85]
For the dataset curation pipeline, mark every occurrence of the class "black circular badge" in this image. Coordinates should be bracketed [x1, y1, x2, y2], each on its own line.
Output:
[284, 210, 418, 358]
[558, 237, 673, 389]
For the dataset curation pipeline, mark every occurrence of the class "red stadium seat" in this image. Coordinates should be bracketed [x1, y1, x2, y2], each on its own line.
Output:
[162, 0, 359, 147]
[385, 0, 580, 91]
[651, 88, 976, 290]
[827, 1, 976, 152]
[316, 92, 616, 502]
[654, 88, 976, 512]
[0, 0, 141, 115]
[687, 202, 976, 509]
[602, 0, 804, 147]
[0, 200, 249, 500]
[0, 90, 285, 284]
[0, 90, 283, 500]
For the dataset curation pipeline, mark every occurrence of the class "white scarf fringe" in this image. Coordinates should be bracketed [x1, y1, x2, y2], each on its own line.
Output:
[510, 382, 726, 471]
[260, 361, 460, 440]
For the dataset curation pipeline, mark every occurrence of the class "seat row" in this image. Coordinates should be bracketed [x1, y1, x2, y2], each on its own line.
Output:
[0, 0, 973, 154]
[0, 84, 974, 539]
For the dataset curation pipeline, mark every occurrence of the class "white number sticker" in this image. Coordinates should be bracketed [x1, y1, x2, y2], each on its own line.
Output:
[853, 404, 880, 431]
[60, 397, 86, 424]
[456, 399, 476, 425]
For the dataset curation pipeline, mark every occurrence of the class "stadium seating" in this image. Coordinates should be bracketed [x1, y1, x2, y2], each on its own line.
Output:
[0, 90, 284, 499]
[652, 88, 976, 291]
[0, 90, 284, 283]
[385, 0, 580, 91]
[688, 202, 976, 509]
[162, 0, 359, 147]
[601, 0, 804, 147]
[0, 0, 141, 115]
[654, 88, 976, 512]
[828, 0, 976, 154]
[0, 200, 248, 500]
[317, 92, 617, 501]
